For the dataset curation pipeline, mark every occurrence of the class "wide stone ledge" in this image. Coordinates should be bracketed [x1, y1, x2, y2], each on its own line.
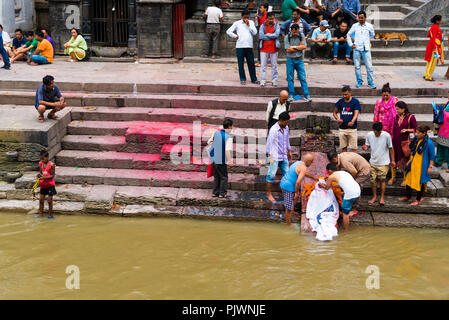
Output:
[372, 212, 449, 229]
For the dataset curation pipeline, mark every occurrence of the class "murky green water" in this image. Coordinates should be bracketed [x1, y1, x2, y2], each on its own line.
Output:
[1, 213, 449, 299]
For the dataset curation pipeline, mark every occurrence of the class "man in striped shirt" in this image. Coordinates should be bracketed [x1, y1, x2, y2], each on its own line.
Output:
[266, 112, 292, 202]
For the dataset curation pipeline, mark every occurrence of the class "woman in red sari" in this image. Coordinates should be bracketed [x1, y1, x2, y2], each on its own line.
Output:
[424, 15, 444, 81]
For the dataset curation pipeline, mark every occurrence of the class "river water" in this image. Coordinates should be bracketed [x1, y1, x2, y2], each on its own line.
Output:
[1, 213, 449, 300]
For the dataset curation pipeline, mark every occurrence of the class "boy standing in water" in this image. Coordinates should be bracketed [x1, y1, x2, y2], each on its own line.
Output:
[37, 150, 57, 219]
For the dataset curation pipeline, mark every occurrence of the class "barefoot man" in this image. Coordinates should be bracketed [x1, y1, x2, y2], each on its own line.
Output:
[280, 153, 317, 225]
[319, 163, 360, 231]
[35, 75, 67, 122]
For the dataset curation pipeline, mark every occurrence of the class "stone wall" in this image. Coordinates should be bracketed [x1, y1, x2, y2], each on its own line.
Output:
[404, 0, 449, 27]
[137, 2, 174, 58]
[0, 0, 35, 34]
[48, 0, 81, 54]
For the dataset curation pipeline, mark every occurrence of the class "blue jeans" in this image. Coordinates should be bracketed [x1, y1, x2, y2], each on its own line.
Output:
[31, 55, 49, 64]
[333, 42, 351, 58]
[0, 34, 10, 67]
[353, 49, 374, 86]
[286, 57, 309, 98]
[236, 48, 257, 82]
[266, 160, 289, 183]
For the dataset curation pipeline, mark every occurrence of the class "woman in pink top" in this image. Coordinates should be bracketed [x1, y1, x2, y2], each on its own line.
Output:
[373, 83, 398, 137]
[434, 97, 449, 173]
[38, 150, 57, 219]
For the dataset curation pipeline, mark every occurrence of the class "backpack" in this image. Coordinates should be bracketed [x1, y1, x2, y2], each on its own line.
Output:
[432, 101, 447, 125]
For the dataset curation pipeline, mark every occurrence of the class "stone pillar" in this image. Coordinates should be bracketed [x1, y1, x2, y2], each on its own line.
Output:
[80, 0, 91, 47]
[49, 0, 82, 54]
[128, 0, 137, 56]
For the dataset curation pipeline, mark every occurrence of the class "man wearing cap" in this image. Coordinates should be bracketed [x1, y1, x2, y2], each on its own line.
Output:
[310, 20, 333, 61]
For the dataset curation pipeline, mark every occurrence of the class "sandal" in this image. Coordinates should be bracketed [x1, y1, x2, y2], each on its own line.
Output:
[48, 114, 59, 120]
[38, 115, 45, 122]
[411, 199, 424, 206]
[212, 194, 219, 198]
[220, 194, 228, 198]
[398, 197, 410, 202]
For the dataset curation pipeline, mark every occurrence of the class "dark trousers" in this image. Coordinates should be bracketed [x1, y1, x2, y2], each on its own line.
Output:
[342, 9, 358, 28]
[308, 10, 324, 24]
[406, 184, 425, 201]
[206, 23, 221, 55]
[324, 11, 344, 27]
[236, 48, 257, 82]
[311, 42, 333, 59]
[0, 34, 10, 67]
[212, 163, 228, 196]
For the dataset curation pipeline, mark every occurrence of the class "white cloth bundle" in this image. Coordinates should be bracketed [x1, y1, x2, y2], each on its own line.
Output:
[305, 180, 339, 241]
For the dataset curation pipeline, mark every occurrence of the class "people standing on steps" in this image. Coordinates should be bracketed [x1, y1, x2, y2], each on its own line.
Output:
[203, 0, 224, 59]
[319, 163, 361, 231]
[327, 150, 370, 186]
[434, 93, 449, 173]
[208, 118, 234, 198]
[266, 90, 290, 133]
[266, 112, 292, 203]
[259, 12, 280, 87]
[401, 125, 435, 206]
[347, 10, 376, 89]
[280, 153, 317, 226]
[227, 10, 259, 85]
[255, 3, 269, 67]
[391, 101, 417, 186]
[424, 15, 444, 81]
[333, 85, 361, 153]
[362, 122, 395, 206]
[373, 83, 398, 138]
[284, 24, 311, 102]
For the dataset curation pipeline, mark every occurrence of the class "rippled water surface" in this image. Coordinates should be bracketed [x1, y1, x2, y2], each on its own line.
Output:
[1, 213, 449, 299]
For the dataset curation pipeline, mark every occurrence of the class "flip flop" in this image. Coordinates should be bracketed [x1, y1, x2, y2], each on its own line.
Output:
[38, 115, 44, 122]
[48, 114, 59, 120]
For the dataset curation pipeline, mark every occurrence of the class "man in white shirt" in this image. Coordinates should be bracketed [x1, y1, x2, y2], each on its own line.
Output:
[204, 0, 224, 59]
[362, 122, 395, 206]
[347, 10, 376, 89]
[266, 90, 290, 131]
[227, 10, 259, 85]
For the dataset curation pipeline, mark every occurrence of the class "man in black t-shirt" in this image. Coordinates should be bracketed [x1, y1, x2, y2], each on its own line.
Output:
[332, 21, 352, 64]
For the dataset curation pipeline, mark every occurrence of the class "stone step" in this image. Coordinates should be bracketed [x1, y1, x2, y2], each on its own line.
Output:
[1, 78, 448, 99]
[370, 37, 429, 48]
[361, 0, 425, 5]
[68, 95, 447, 114]
[55, 149, 268, 174]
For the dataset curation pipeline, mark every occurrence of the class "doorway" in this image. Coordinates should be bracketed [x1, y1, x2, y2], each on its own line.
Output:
[91, 0, 129, 47]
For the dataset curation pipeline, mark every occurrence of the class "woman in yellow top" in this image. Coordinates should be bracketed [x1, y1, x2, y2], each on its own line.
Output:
[399, 125, 435, 206]
[64, 28, 88, 62]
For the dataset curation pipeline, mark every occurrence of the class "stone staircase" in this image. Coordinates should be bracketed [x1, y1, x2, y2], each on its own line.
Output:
[183, 0, 449, 65]
[0, 81, 448, 226]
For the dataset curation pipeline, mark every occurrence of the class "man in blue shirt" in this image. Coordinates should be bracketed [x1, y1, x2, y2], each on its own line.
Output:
[347, 11, 376, 89]
[280, 9, 313, 39]
[342, 0, 360, 27]
[11, 29, 27, 56]
[0, 24, 10, 70]
[35, 75, 67, 122]
[310, 20, 333, 60]
[333, 85, 361, 153]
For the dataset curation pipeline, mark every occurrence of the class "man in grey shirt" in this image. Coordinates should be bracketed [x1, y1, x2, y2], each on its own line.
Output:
[284, 24, 311, 102]
[323, 0, 343, 27]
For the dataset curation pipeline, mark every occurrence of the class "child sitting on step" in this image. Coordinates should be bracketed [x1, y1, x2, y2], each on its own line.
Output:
[37, 150, 57, 219]
[208, 118, 234, 198]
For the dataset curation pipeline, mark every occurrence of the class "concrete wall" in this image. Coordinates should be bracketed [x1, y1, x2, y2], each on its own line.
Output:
[0, 0, 35, 34]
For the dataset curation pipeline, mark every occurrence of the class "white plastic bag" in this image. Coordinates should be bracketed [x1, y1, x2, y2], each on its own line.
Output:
[305, 180, 339, 241]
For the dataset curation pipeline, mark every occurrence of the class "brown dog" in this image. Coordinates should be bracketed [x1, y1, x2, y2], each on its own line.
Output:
[375, 33, 409, 46]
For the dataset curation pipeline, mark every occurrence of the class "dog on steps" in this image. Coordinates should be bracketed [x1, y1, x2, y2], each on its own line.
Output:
[375, 33, 409, 46]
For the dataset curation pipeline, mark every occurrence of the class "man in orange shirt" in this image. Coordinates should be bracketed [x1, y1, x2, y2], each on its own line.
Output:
[28, 31, 53, 66]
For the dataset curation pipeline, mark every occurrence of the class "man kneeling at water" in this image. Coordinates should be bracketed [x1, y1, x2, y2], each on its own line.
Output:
[280, 153, 317, 225]
[319, 163, 360, 231]
[35, 75, 67, 122]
